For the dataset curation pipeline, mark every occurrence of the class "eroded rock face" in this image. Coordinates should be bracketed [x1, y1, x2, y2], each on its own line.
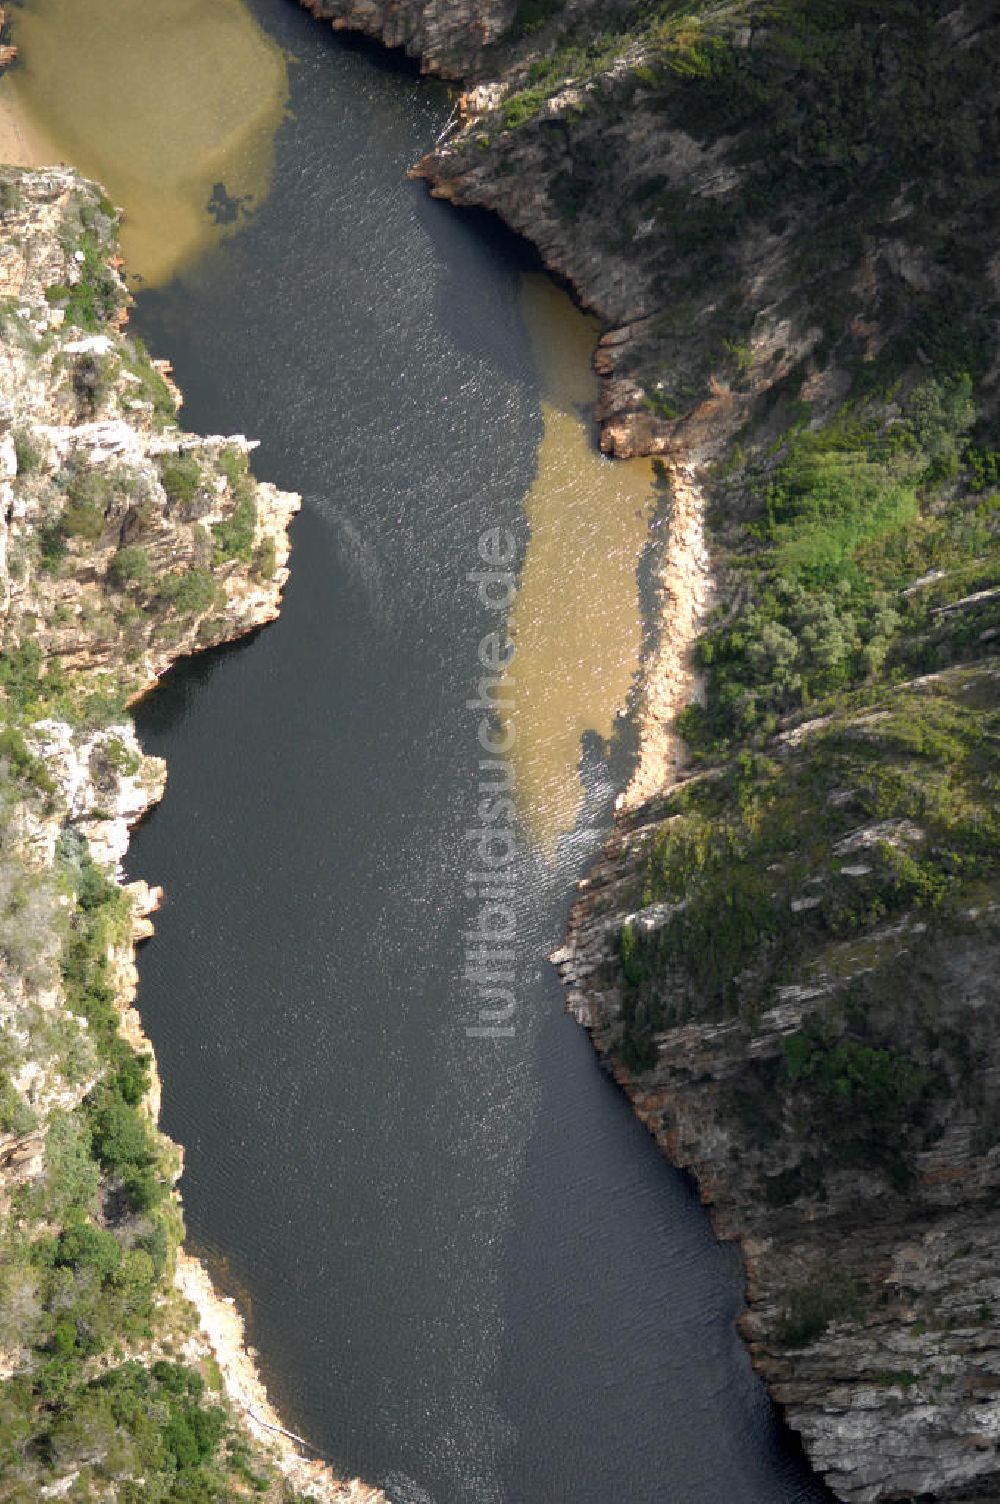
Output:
[301, 0, 998, 479]
[299, 0, 513, 76]
[551, 667, 1000, 1502]
[0, 169, 298, 704]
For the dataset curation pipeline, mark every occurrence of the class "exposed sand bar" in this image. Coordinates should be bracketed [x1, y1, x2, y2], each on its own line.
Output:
[620, 459, 713, 810]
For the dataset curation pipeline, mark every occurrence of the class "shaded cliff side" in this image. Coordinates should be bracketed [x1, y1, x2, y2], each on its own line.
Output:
[295, 1, 1000, 1498]
[0, 164, 383, 1504]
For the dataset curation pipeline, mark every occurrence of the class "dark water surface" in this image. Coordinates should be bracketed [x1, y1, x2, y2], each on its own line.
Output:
[126, 4, 828, 1501]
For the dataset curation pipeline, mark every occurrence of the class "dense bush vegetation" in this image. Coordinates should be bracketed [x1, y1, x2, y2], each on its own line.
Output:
[682, 378, 982, 751]
[0, 816, 290, 1498]
[156, 568, 224, 617]
[108, 543, 153, 591]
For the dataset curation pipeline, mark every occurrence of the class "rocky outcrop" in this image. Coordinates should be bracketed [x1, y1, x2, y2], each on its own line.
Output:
[0, 165, 383, 1503]
[300, 0, 511, 77]
[555, 903, 1000, 1500]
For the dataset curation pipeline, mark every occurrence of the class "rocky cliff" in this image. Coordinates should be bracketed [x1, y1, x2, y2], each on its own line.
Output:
[0, 164, 382, 1503]
[297, 1, 1000, 1498]
[300, 0, 510, 77]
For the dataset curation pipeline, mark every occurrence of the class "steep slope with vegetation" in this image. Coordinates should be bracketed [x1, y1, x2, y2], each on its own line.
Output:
[0, 164, 381, 1504]
[554, 380, 1000, 1502]
[300, 0, 1000, 1497]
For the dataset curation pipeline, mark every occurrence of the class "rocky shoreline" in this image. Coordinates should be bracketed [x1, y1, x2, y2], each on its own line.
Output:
[296, 2, 1000, 1500]
[0, 162, 384, 1501]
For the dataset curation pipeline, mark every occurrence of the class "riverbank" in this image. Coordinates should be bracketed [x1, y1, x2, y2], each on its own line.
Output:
[620, 456, 712, 813]
[0, 162, 381, 1502]
[297, 2, 1000, 1499]
[175, 1253, 385, 1503]
[0, 85, 59, 169]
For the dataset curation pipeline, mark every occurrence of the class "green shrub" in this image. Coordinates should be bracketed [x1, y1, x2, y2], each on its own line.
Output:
[904, 375, 975, 481]
[782, 1027, 935, 1183]
[86, 1092, 155, 1182]
[212, 494, 256, 564]
[216, 446, 248, 489]
[0, 1073, 36, 1135]
[0, 180, 24, 214]
[120, 335, 177, 425]
[56, 463, 138, 546]
[56, 1213, 122, 1281]
[619, 921, 643, 987]
[967, 447, 999, 493]
[72, 352, 117, 417]
[0, 724, 56, 794]
[777, 1274, 862, 1348]
[642, 387, 680, 420]
[39, 1113, 101, 1223]
[98, 734, 142, 779]
[60, 498, 105, 542]
[12, 427, 41, 476]
[0, 640, 43, 714]
[252, 536, 276, 581]
[157, 568, 223, 617]
[107, 544, 151, 591]
[38, 531, 67, 571]
[159, 454, 201, 506]
[511, 0, 560, 35]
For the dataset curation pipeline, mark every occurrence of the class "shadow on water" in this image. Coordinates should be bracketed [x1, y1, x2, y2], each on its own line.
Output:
[414, 196, 547, 385]
[123, 1, 833, 1500]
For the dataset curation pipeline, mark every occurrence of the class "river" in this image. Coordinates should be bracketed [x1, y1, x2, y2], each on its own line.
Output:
[50, 2, 840, 1500]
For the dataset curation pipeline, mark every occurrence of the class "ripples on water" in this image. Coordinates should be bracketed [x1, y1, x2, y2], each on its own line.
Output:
[5, 0, 832, 1498]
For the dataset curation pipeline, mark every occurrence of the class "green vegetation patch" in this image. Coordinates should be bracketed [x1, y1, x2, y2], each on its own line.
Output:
[44, 230, 123, 331]
[211, 449, 257, 564]
[684, 377, 985, 751]
[120, 334, 178, 427]
[625, 680, 998, 1031]
[158, 453, 202, 507]
[156, 568, 225, 617]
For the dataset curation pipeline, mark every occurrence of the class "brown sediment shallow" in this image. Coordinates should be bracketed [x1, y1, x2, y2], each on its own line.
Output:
[0, 73, 62, 169]
[1, 0, 289, 287]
